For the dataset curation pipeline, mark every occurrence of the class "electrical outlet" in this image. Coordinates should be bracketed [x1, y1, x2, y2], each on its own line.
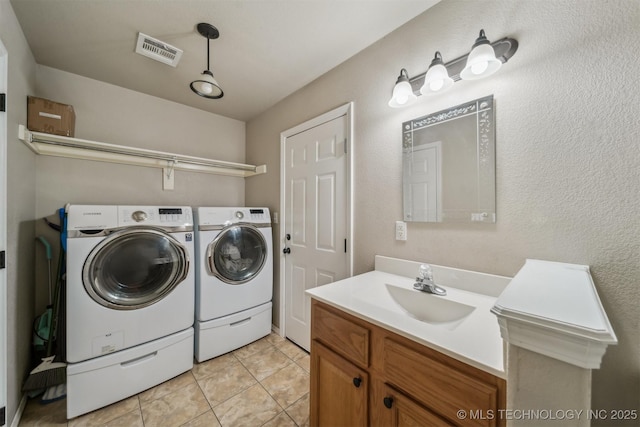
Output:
[395, 221, 407, 241]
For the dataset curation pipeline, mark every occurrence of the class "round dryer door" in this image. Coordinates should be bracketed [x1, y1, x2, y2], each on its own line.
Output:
[83, 228, 189, 310]
[207, 224, 267, 284]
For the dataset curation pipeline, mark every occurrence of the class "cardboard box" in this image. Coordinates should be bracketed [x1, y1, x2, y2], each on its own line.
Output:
[27, 96, 75, 137]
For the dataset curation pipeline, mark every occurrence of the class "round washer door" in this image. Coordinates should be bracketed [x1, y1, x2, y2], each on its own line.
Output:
[207, 224, 268, 284]
[83, 228, 189, 310]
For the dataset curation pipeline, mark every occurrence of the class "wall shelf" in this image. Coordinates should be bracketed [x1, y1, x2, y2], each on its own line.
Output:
[18, 124, 266, 189]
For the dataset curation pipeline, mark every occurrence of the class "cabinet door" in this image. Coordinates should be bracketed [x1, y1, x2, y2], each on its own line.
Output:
[378, 384, 454, 427]
[311, 341, 368, 427]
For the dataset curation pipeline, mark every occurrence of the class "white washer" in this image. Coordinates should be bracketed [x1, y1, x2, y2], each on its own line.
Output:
[65, 205, 195, 418]
[195, 207, 273, 362]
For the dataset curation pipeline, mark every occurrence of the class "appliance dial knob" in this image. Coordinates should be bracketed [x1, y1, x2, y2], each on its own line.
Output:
[235, 211, 244, 219]
[132, 210, 147, 222]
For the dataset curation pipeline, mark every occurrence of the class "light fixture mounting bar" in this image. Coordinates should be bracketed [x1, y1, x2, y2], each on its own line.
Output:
[408, 37, 518, 94]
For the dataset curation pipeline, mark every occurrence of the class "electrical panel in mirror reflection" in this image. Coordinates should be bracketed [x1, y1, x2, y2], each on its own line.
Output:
[402, 95, 496, 223]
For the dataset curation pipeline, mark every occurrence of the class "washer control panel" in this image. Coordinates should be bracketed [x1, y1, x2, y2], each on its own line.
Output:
[119, 206, 193, 226]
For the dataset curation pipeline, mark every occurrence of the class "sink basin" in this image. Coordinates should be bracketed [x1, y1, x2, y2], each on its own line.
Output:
[385, 283, 475, 324]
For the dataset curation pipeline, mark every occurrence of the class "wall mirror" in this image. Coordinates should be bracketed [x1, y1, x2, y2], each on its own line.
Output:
[402, 95, 495, 223]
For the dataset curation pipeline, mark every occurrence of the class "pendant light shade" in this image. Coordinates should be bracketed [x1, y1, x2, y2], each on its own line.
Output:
[460, 29, 502, 80]
[420, 51, 454, 95]
[191, 23, 224, 99]
[388, 68, 417, 108]
[190, 70, 223, 98]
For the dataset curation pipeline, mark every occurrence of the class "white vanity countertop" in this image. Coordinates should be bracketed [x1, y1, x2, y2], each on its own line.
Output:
[306, 256, 511, 379]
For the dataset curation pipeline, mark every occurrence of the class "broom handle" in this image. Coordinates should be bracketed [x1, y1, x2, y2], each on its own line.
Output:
[46, 209, 66, 358]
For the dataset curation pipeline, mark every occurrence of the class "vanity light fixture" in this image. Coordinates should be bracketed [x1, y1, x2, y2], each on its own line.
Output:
[190, 22, 224, 99]
[388, 68, 418, 108]
[388, 29, 518, 108]
[420, 51, 454, 95]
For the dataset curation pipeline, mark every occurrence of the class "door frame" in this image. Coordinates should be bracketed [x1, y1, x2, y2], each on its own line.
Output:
[0, 36, 7, 425]
[278, 102, 354, 337]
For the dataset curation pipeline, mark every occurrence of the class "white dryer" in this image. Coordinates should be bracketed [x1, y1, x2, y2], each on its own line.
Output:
[65, 205, 195, 418]
[195, 207, 273, 362]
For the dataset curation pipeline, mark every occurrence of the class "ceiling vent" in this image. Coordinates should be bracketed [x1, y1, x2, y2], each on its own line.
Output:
[135, 32, 183, 67]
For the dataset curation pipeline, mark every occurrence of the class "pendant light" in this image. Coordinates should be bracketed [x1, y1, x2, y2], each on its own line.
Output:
[388, 68, 417, 108]
[460, 29, 502, 81]
[420, 51, 454, 95]
[190, 23, 224, 99]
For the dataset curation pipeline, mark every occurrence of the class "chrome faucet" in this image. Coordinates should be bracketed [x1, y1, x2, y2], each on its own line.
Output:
[413, 264, 447, 296]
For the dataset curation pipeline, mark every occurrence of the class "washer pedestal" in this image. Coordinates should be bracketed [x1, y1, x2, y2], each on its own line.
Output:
[195, 302, 272, 362]
[67, 328, 193, 419]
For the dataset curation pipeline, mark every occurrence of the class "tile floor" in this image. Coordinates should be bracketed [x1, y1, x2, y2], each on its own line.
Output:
[19, 333, 310, 427]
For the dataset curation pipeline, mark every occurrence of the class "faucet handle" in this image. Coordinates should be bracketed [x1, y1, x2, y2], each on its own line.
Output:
[419, 264, 433, 281]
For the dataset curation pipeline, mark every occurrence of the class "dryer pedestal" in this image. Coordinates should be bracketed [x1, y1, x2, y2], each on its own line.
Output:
[195, 302, 272, 362]
[67, 328, 193, 419]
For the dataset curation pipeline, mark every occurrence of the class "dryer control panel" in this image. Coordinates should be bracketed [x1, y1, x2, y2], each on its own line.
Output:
[197, 207, 271, 226]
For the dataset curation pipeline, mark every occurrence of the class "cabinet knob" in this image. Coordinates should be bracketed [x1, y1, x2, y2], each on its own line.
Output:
[383, 396, 394, 409]
[352, 377, 362, 388]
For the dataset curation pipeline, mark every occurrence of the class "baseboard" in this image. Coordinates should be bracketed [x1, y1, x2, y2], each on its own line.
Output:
[271, 324, 282, 336]
[10, 394, 27, 427]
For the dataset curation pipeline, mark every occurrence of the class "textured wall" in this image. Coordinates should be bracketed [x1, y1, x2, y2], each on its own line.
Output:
[246, 0, 640, 420]
[0, 1, 37, 423]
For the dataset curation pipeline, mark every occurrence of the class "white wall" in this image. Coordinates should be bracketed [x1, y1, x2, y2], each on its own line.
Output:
[246, 0, 640, 421]
[0, 0, 37, 423]
[32, 65, 246, 312]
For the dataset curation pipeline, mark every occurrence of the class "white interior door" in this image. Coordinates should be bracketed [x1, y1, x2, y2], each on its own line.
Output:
[0, 38, 7, 425]
[403, 141, 442, 222]
[282, 108, 351, 351]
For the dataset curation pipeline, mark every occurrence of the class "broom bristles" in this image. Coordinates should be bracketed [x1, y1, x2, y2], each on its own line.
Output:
[22, 356, 66, 391]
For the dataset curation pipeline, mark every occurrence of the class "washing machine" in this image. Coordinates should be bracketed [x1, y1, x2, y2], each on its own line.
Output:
[65, 205, 195, 418]
[195, 207, 273, 362]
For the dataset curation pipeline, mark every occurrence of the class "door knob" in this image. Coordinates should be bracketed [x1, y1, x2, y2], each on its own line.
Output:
[283, 247, 291, 254]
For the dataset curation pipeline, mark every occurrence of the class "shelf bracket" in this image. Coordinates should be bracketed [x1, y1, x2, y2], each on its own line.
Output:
[163, 158, 177, 190]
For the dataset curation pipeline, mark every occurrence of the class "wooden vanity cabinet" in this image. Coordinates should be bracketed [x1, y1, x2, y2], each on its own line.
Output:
[310, 299, 506, 427]
[311, 341, 368, 426]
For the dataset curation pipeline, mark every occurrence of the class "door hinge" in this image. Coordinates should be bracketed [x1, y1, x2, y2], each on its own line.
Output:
[344, 239, 347, 253]
[344, 138, 347, 154]
[0, 93, 5, 112]
[0, 251, 5, 269]
[0, 406, 5, 425]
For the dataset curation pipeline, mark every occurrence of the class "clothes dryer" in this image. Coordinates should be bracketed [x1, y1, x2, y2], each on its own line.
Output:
[195, 207, 273, 362]
[65, 205, 195, 418]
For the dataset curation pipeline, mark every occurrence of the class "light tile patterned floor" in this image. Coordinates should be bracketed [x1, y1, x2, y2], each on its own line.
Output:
[19, 333, 310, 427]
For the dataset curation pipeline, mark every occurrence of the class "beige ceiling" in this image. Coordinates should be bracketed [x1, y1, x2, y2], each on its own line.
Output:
[11, 0, 439, 121]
